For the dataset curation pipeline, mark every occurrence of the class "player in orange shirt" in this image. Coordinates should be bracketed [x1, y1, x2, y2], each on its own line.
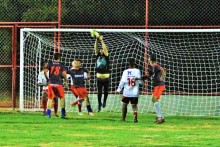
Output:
[44, 53, 68, 118]
[141, 54, 166, 124]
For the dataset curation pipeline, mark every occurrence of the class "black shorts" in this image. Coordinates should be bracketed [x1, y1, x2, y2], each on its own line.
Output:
[122, 96, 138, 104]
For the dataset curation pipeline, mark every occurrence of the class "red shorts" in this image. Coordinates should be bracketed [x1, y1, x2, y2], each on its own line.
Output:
[48, 84, 65, 99]
[70, 85, 88, 99]
[153, 85, 165, 99]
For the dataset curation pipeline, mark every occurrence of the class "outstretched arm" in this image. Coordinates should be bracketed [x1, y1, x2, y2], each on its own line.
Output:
[94, 38, 99, 55]
[140, 65, 154, 80]
[99, 35, 108, 56]
[135, 72, 150, 81]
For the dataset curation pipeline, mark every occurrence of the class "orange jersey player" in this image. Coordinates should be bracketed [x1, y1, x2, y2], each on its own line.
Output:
[141, 54, 166, 124]
[44, 53, 68, 119]
[67, 59, 94, 116]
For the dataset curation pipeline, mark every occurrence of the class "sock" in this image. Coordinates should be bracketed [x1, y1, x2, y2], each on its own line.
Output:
[98, 93, 102, 105]
[54, 101, 58, 115]
[134, 111, 138, 120]
[122, 104, 127, 121]
[42, 98, 47, 112]
[46, 109, 51, 117]
[78, 104, 82, 112]
[154, 102, 163, 118]
[61, 108, 66, 116]
[86, 105, 92, 112]
[71, 100, 79, 106]
[103, 92, 108, 104]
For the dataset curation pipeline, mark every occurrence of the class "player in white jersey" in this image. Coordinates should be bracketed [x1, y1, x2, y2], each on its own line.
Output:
[116, 58, 143, 123]
[37, 60, 58, 116]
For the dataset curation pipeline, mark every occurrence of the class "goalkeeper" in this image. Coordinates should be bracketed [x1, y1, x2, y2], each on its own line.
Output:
[139, 54, 166, 124]
[94, 34, 110, 112]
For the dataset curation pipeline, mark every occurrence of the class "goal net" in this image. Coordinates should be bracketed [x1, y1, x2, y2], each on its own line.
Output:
[20, 28, 220, 116]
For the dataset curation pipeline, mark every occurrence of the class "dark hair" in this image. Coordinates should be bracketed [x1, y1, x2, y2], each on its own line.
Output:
[150, 54, 156, 62]
[41, 60, 48, 70]
[128, 58, 135, 67]
[54, 53, 61, 60]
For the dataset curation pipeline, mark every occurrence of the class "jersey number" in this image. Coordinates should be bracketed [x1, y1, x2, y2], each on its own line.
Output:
[128, 78, 135, 86]
[50, 66, 61, 75]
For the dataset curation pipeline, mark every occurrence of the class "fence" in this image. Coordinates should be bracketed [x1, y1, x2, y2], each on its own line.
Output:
[0, 0, 220, 108]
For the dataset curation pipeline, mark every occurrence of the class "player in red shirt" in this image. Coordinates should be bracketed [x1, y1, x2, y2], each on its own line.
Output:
[141, 54, 166, 124]
[67, 59, 94, 115]
[44, 53, 68, 118]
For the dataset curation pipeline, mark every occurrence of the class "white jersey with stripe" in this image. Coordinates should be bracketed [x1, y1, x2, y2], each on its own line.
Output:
[116, 68, 143, 97]
[38, 71, 49, 90]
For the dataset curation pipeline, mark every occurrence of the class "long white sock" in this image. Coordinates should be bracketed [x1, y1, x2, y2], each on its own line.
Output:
[154, 102, 163, 118]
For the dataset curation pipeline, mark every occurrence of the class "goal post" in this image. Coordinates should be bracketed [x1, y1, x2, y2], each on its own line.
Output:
[20, 28, 220, 116]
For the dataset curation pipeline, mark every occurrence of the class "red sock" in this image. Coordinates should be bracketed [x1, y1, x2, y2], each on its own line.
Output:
[134, 111, 138, 120]
[54, 101, 58, 115]
[42, 98, 47, 112]
[78, 104, 82, 112]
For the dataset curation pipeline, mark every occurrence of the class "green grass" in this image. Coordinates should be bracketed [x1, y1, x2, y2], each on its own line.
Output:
[0, 111, 220, 147]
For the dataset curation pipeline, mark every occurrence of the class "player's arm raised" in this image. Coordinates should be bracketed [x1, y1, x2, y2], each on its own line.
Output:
[94, 37, 99, 55]
[99, 35, 108, 56]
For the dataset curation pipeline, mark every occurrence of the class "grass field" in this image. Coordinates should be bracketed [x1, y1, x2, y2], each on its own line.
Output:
[32, 94, 220, 116]
[0, 110, 220, 147]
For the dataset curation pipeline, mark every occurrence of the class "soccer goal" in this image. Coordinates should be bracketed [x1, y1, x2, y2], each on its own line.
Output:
[20, 28, 220, 116]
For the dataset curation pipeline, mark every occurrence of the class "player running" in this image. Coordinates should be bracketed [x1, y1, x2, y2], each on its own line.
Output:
[116, 58, 143, 123]
[67, 59, 94, 116]
[44, 53, 68, 119]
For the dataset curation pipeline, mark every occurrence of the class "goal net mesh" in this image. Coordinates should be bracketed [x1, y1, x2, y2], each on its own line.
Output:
[20, 29, 220, 116]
